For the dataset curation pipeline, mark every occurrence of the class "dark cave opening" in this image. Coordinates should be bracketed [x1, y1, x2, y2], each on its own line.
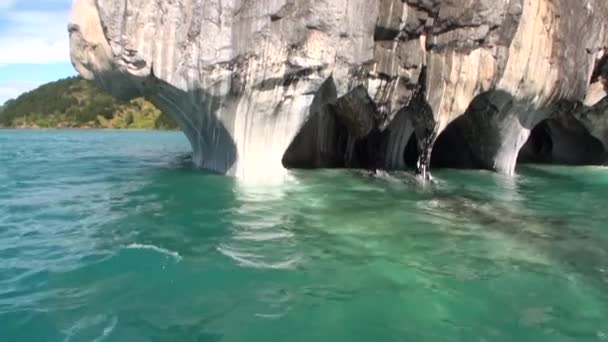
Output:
[283, 94, 608, 172]
[403, 133, 419, 169]
[428, 114, 607, 171]
[283, 113, 608, 172]
[518, 121, 554, 164]
[348, 129, 385, 170]
[283, 84, 384, 170]
[519, 118, 607, 165]
[430, 117, 481, 170]
[282, 107, 349, 169]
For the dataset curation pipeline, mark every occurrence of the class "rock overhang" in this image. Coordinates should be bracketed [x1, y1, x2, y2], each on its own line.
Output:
[69, 0, 608, 182]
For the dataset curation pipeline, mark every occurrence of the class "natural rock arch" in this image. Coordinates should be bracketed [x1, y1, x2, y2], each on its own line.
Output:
[69, 0, 608, 182]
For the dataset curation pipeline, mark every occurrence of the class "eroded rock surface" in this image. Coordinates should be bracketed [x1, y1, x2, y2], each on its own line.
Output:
[69, 0, 608, 181]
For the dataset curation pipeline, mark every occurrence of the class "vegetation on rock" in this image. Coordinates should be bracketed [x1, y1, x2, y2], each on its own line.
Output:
[0, 76, 176, 129]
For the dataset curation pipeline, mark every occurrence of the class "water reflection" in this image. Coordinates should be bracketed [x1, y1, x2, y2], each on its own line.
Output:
[219, 180, 302, 270]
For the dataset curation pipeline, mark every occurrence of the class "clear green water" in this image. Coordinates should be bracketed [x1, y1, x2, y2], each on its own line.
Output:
[1, 130, 608, 341]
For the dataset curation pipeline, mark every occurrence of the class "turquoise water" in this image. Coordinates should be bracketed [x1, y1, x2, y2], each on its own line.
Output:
[1, 130, 608, 341]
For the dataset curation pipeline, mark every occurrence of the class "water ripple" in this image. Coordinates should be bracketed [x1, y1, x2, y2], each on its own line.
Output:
[2, 131, 608, 341]
[125, 243, 182, 262]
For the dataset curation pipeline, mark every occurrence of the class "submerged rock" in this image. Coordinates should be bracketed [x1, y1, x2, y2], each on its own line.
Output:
[69, 0, 608, 181]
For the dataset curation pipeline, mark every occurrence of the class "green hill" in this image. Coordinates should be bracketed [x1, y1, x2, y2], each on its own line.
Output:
[0, 76, 177, 130]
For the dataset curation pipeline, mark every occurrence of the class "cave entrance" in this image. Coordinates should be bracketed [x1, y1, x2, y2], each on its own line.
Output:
[281, 105, 386, 171]
[430, 116, 481, 169]
[403, 133, 419, 169]
[283, 84, 388, 171]
[282, 106, 349, 169]
[518, 120, 554, 164]
[519, 118, 606, 165]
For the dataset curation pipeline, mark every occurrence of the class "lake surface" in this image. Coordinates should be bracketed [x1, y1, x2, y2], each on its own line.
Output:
[1, 130, 608, 341]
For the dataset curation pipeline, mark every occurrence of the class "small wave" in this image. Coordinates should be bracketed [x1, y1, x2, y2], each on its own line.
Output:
[217, 246, 299, 270]
[92, 316, 118, 342]
[230, 219, 281, 230]
[63, 315, 117, 342]
[254, 312, 285, 320]
[125, 243, 182, 262]
[372, 170, 402, 182]
[234, 231, 294, 241]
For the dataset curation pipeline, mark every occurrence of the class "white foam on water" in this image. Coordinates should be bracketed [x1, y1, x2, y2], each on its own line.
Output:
[125, 243, 182, 262]
[234, 231, 294, 241]
[92, 316, 118, 342]
[230, 218, 286, 230]
[63, 315, 118, 342]
[217, 245, 300, 270]
[254, 312, 285, 320]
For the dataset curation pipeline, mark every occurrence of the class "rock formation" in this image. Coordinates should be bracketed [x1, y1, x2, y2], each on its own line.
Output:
[69, 0, 608, 182]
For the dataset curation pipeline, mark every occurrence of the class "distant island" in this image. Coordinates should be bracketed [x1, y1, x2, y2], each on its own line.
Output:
[0, 76, 177, 130]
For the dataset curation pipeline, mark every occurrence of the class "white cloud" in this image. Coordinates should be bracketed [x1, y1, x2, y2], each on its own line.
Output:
[0, 36, 68, 64]
[0, 7, 71, 65]
[0, 2, 74, 103]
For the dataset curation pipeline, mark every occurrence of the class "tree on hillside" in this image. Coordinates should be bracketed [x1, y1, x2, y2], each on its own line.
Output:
[0, 77, 177, 129]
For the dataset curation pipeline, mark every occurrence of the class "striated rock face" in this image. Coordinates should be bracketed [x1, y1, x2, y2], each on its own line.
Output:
[69, 0, 608, 182]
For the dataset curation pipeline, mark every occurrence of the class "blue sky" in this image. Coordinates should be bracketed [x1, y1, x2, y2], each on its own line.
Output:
[0, 0, 76, 104]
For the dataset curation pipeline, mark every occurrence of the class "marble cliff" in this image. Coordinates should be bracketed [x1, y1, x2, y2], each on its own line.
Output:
[69, 0, 608, 182]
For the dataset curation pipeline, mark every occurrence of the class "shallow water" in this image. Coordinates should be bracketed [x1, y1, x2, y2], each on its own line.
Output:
[1, 130, 608, 341]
